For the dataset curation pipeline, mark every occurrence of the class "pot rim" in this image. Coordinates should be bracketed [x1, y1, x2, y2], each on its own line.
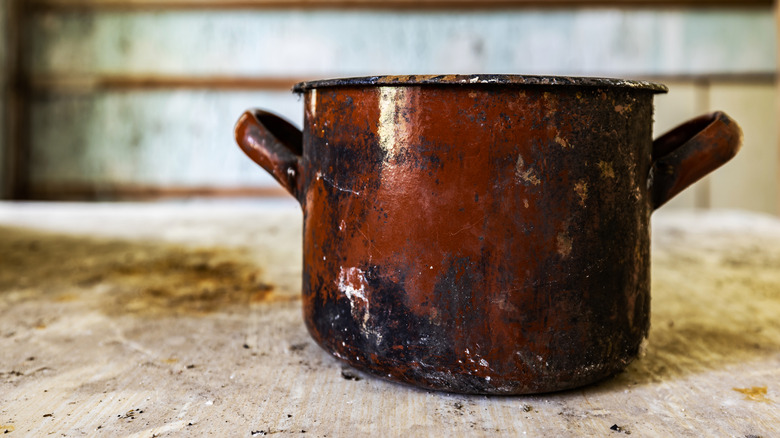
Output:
[292, 74, 668, 94]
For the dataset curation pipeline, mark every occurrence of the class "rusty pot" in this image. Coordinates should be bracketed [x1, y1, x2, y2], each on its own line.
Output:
[235, 75, 741, 395]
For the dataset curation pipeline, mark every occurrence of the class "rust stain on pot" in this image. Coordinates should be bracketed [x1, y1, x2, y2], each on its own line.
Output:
[598, 161, 616, 179]
[556, 233, 573, 258]
[554, 134, 572, 149]
[515, 154, 541, 186]
[614, 103, 632, 115]
[574, 180, 588, 206]
[237, 74, 741, 394]
[556, 220, 574, 258]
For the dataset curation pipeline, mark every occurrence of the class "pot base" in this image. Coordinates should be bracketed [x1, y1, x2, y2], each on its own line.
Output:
[315, 335, 643, 395]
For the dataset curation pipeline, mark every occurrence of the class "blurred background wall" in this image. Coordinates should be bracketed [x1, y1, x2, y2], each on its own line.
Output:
[0, 2, 9, 199]
[1, 1, 777, 214]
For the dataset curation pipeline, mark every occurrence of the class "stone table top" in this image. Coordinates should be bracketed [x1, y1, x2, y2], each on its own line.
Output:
[1, 201, 778, 437]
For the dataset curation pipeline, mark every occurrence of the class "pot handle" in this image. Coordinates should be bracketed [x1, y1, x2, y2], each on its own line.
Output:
[649, 111, 742, 210]
[235, 109, 304, 201]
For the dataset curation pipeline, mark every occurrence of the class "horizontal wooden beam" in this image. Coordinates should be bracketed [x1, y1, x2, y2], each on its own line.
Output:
[28, 75, 313, 94]
[28, 0, 775, 11]
[28, 183, 291, 201]
[27, 73, 777, 94]
[643, 72, 778, 84]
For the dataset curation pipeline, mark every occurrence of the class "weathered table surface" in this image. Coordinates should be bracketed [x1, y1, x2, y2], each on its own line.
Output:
[1, 201, 778, 437]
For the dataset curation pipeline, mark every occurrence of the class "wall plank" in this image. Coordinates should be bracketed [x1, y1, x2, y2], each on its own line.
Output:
[27, 10, 776, 77]
[29, 90, 303, 191]
[18, 8, 779, 211]
[707, 83, 778, 215]
[26, 81, 780, 211]
[652, 81, 706, 210]
[27, 0, 776, 10]
[652, 81, 779, 214]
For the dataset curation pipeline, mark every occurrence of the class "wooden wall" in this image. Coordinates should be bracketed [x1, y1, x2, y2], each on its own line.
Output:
[1, 3, 777, 213]
[0, 1, 9, 199]
[654, 78, 777, 214]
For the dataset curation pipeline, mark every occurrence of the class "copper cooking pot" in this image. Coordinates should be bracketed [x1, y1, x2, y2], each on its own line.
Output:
[235, 75, 741, 394]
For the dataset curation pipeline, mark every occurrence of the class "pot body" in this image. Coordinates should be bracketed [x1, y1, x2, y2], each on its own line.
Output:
[302, 86, 652, 394]
[235, 76, 741, 394]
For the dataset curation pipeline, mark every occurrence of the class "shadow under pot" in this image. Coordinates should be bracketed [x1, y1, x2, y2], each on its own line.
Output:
[235, 75, 742, 395]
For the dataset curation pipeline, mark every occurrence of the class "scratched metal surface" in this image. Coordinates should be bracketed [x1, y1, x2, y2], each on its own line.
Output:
[275, 84, 665, 394]
[0, 203, 778, 436]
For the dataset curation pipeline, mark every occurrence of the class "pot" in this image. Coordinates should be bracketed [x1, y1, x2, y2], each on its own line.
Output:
[235, 75, 741, 394]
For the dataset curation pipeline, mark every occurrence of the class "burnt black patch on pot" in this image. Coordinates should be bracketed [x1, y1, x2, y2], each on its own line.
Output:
[315, 265, 453, 356]
[306, 263, 507, 392]
[431, 256, 485, 335]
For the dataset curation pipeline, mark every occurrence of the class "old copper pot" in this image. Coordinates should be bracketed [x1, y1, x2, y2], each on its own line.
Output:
[235, 75, 741, 395]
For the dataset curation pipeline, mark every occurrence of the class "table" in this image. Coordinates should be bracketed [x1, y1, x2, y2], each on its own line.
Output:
[1, 201, 778, 437]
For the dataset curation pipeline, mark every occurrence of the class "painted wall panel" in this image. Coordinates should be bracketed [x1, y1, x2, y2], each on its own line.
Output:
[18, 7, 779, 212]
[707, 83, 778, 215]
[28, 9, 776, 77]
[30, 91, 303, 188]
[651, 81, 778, 214]
[26, 81, 780, 213]
[651, 81, 705, 210]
